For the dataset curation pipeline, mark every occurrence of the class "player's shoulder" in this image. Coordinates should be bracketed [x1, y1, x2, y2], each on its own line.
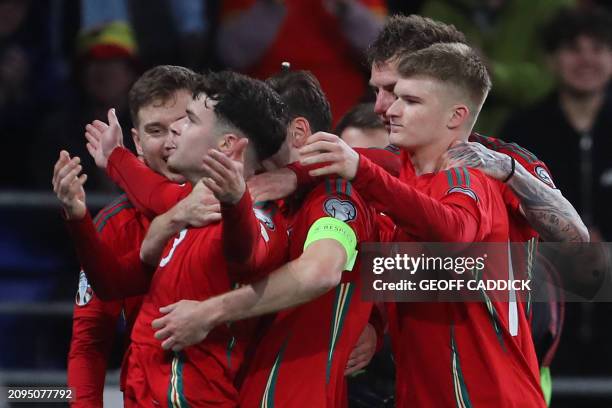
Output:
[435, 166, 495, 203]
[92, 193, 136, 233]
[469, 132, 544, 165]
[302, 177, 369, 223]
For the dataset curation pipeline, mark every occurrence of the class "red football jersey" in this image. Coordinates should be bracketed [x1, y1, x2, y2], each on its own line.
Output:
[67, 195, 147, 406]
[351, 154, 545, 407]
[239, 178, 377, 408]
[128, 201, 287, 406]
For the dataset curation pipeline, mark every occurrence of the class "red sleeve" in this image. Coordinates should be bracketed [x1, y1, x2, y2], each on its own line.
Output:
[68, 296, 121, 407]
[65, 211, 153, 300]
[222, 191, 256, 264]
[106, 147, 191, 218]
[352, 155, 488, 242]
[287, 146, 400, 191]
[223, 191, 288, 283]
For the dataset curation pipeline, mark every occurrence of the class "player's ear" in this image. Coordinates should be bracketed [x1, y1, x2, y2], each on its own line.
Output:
[291, 117, 311, 148]
[132, 128, 144, 156]
[447, 104, 470, 130]
[218, 133, 241, 157]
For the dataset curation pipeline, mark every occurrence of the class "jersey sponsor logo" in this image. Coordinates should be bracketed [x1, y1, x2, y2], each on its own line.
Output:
[253, 208, 275, 230]
[75, 271, 93, 306]
[447, 186, 478, 202]
[535, 166, 555, 188]
[324, 198, 357, 222]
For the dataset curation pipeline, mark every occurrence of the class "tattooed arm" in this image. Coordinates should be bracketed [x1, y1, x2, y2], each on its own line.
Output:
[445, 141, 589, 243]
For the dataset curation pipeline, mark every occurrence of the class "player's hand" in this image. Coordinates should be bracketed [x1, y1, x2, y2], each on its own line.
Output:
[52, 151, 87, 220]
[345, 323, 377, 375]
[442, 141, 513, 181]
[84, 108, 124, 169]
[172, 180, 221, 228]
[201, 139, 248, 205]
[299, 132, 359, 180]
[152, 300, 213, 351]
[247, 167, 297, 202]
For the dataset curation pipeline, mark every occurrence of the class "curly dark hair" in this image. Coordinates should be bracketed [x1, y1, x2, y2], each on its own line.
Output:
[128, 65, 199, 127]
[265, 70, 332, 133]
[542, 7, 612, 53]
[366, 14, 466, 66]
[194, 71, 289, 161]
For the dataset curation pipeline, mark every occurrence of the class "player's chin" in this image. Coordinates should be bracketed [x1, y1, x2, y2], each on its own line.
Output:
[388, 130, 408, 146]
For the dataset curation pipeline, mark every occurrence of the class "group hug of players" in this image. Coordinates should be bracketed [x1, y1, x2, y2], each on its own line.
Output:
[53, 14, 588, 408]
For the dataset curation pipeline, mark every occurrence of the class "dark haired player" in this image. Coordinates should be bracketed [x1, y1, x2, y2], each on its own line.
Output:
[53, 65, 212, 407]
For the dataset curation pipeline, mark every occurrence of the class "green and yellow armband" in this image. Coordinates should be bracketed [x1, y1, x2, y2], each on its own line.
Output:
[303, 217, 358, 271]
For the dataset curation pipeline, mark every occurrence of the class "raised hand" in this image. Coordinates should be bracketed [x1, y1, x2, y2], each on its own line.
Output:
[52, 150, 87, 220]
[201, 138, 248, 205]
[247, 167, 297, 202]
[84, 108, 124, 169]
[299, 132, 360, 180]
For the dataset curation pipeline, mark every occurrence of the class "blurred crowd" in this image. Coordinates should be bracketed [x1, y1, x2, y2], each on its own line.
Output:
[2, 0, 611, 234]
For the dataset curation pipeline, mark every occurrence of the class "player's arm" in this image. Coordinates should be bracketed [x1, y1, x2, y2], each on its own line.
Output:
[84, 109, 191, 218]
[140, 180, 221, 266]
[444, 141, 589, 242]
[151, 217, 356, 351]
[53, 151, 152, 299]
[249, 147, 400, 202]
[300, 133, 481, 242]
[67, 297, 121, 407]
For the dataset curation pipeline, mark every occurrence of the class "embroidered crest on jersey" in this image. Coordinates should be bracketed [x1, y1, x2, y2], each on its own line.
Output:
[75, 271, 93, 306]
[254, 208, 275, 230]
[535, 166, 555, 188]
[447, 186, 478, 202]
[324, 198, 357, 222]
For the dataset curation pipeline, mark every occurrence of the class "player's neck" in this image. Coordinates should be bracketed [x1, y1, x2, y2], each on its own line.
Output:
[409, 140, 452, 176]
[559, 88, 605, 133]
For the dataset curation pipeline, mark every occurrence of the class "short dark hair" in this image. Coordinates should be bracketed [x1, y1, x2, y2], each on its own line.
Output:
[367, 14, 467, 66]
[335, 103, 384, 136]
[542, 7, 612, 53]
[194, 71, 288, 161]
[265, 70, 332, 133]
[397, 43, 491, 123]
[128, 65, 199, 127]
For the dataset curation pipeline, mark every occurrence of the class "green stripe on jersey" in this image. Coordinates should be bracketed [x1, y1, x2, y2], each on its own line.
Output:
[327, 282, 354, 383]
[450, 325, 473, 408]
[95, 202, 133, 233]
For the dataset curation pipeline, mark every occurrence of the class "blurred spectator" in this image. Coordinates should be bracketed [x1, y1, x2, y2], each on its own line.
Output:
[29, 21, 139, 192]
[0, 0, 66, 188]
[129, 0, 215, 71]
[336, 102, 388, 148]
[217, 0, 387, 123]
[421, 0, 575, 135]
[500, 6, 612, 239]
[500, 7, 612, 380]
[80, 0, 129, 30]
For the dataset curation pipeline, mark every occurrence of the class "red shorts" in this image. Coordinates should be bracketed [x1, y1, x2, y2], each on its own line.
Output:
[123, 343, 239, 407]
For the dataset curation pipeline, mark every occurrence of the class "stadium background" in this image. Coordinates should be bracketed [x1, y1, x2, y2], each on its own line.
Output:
[0, 0, 611, 406]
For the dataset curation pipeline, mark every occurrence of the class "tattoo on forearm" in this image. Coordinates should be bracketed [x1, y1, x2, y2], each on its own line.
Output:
[509, 166, 587, 242]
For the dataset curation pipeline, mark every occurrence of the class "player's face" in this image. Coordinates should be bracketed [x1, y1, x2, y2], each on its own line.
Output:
[370, 60, 400, 132]
[133, 89, 191, 183]
[554, 35, 612, 95]
[340, 126, 389, 149]
[167, 94, 219, 182]
[386, 77, 451, 151]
